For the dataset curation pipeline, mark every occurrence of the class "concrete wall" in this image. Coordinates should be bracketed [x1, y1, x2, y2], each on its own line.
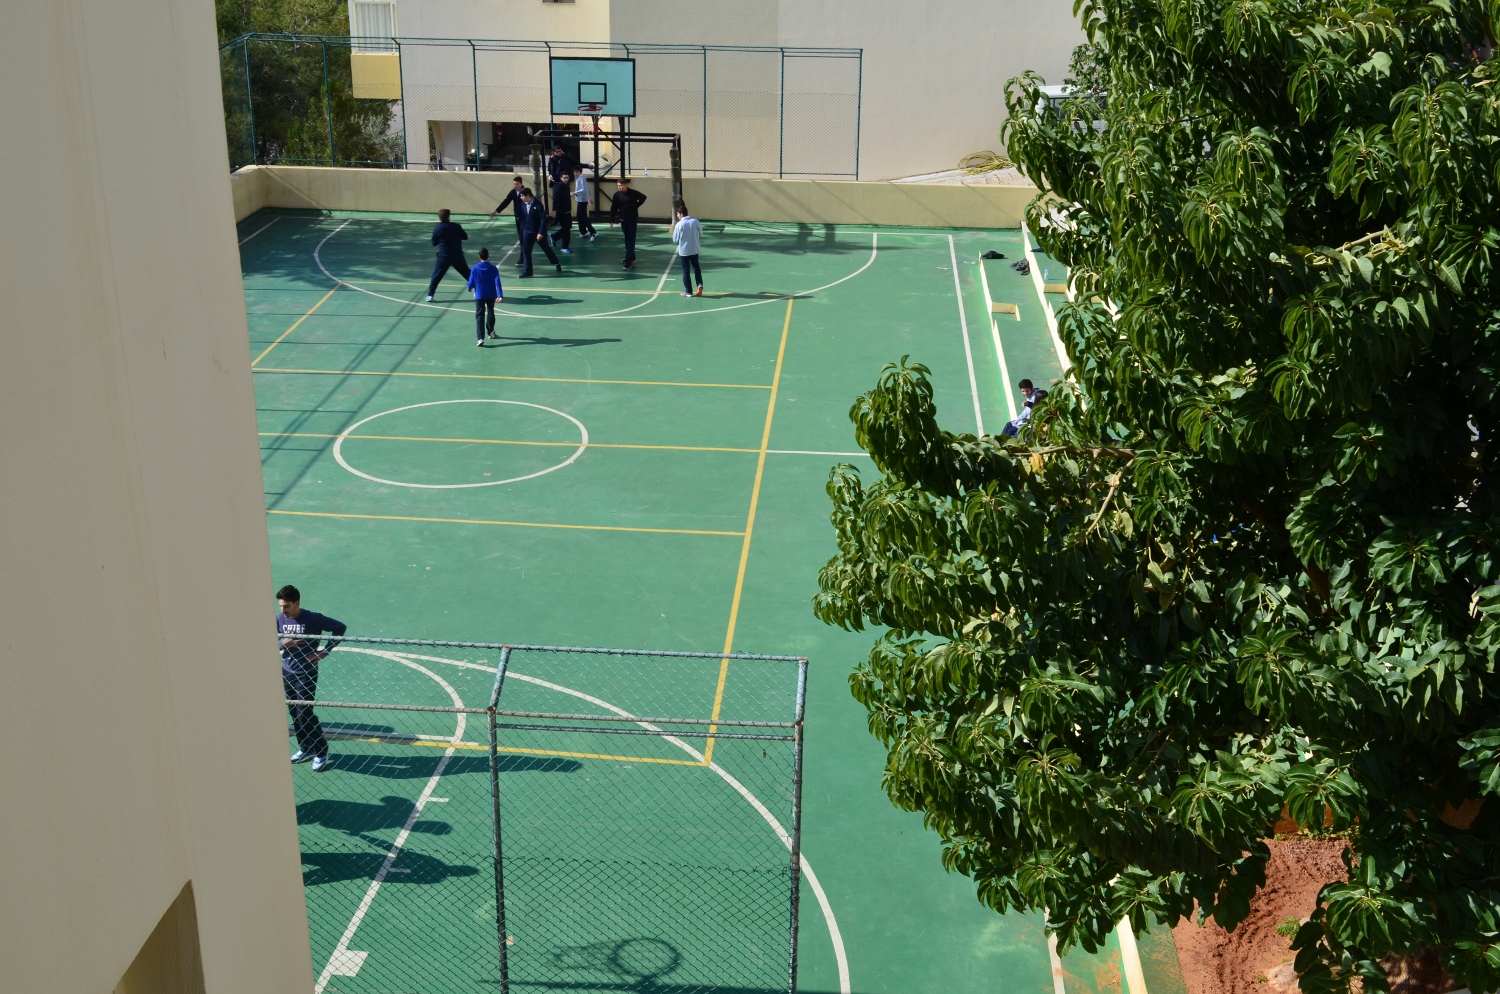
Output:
[231, 164, 1038, 227]
[1, 3, 314, 993]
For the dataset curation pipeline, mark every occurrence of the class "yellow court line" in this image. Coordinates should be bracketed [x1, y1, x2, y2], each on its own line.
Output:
[267, 507, 743, 538]
[252, 286, 340, 366]
[704, 298, 793, 766]
[337, 734, 704, 766]
[259, 431, 758, 454]
[253, 366, 770, 391]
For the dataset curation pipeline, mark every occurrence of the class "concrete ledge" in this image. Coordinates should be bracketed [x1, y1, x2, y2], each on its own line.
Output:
[229, 165, 1037, 227]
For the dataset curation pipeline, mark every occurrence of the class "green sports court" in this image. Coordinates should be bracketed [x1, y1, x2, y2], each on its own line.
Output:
[238, 209, 1180, 994]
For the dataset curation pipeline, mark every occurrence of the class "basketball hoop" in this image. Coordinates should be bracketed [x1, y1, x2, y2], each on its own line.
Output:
[578, 102, 604, 114]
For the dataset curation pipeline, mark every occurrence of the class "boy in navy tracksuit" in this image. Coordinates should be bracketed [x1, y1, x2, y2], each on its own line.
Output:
[518, 188, 562, 277]
[489, 176, 528, 265]
[275, 584, 347, 772]
[466, 247, 504, 346]
[426, 208, 470, 300]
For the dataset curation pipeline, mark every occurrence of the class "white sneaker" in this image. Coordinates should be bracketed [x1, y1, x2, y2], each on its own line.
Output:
[476, 339, 485, 347]
[588, 233, 597, 242]
[425, 295, 434, 301]
[561, 247, 572, 254]
[291, 751, 313, 764]
[311, 755, 331, 772]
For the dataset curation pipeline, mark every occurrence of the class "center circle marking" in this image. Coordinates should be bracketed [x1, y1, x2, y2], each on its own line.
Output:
[332, 399, 588, 489]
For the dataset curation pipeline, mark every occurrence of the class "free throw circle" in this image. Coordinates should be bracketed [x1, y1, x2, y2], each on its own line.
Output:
[332, 399, 588, 489]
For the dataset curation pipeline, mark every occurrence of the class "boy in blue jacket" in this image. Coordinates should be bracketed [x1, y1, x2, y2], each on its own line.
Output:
[466, 247, 504, 346]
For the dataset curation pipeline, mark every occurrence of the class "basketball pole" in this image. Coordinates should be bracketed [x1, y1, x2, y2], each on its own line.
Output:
[669, 144, 683, 212]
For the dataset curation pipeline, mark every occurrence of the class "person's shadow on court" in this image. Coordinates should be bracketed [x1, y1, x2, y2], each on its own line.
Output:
[301, 849, 479, 886]
[328, 753, 581, 780]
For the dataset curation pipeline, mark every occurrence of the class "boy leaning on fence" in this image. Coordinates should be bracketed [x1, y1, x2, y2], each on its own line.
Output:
[276, 584, 346, 772]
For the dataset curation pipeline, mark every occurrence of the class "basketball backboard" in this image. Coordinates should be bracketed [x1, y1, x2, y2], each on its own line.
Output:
[550, 57, 636, 117]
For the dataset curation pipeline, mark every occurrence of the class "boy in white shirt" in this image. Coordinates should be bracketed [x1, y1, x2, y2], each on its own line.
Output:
[671, 204, 704, 297]
[573, 169, 597, 241]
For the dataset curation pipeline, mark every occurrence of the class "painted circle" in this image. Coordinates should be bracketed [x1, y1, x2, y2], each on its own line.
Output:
[332, 399, 588, 489]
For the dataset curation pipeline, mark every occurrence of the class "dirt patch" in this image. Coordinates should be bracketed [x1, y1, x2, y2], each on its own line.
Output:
[1170, 838, 1454, 994]
[1172, 838, 1345, 994]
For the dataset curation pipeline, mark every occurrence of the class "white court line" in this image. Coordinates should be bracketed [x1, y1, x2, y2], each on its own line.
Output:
[313, 652, 465, 994]
[238, 216, 280, 246]
[315, 223, 878, 322]
[766, 449, 869, 457]
[976, 252, 1018, 422]
[949, 236, 985, 435]
[384, 650, 853, 994]
[1048, 933, 1067, 994]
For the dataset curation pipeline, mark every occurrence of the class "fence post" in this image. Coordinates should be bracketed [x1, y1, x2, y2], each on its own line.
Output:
[243, 40, 257, 166]
[397, 39, 408, 169]
[471, 40, 480, 171]
[701, 47, 708, 177]
[787, 657, 809, 992]
[854, 51, 863, 180]
[322, 40, 334, 165]
[778, 49, 786, 180]
[489, 646, 513, 994]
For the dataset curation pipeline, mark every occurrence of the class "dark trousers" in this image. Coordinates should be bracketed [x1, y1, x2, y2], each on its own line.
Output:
[285, 670, 328, 757]
[475, 298, 496, 340]
[520, 233, 560, 275]
[575, 205, 597, 236]
[513, 220, 526, 260]
[427, 254, 471, 296]
[622, 220, 638, 262]
[553, 211, 572, 250]
[679, 253, 702, 292]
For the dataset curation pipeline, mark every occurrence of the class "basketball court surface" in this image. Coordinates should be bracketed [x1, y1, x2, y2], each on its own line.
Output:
[238, 208, 1181, 994]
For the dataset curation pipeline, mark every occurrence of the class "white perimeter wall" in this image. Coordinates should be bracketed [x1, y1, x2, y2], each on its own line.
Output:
[0, 2, 314, 992]
[368, 0, 1081, 179]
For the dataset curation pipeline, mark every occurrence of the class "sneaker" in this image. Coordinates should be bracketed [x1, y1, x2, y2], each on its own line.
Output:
[623, 260, 635, 270]
[555, 265, 563, 273]
[311, 755, 331, 772]
[694, 287, 703, 296]
[487, 330, 499, 339]
[588, 233, 598, 242]
[424, 295, 434, 301]
[680, 291, 692, 297]
[560, 247, 572, 254]
[291, 751, 313, 764]
[520, 272, 533, 278]
[476, 338, 485, 347]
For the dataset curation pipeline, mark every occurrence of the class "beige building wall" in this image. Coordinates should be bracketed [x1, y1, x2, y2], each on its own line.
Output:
[1, 2, 314, 993]
[359, 0, 1079, 179]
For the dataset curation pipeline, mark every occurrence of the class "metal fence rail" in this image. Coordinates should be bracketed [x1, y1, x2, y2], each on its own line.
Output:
[220, 33, 862, 179]
[281, 635, 807, 994]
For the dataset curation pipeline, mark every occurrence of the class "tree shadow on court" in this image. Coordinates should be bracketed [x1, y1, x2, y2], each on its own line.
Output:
[301, 849, 480, 886]
[298, 795, 453, 837]
[487, 335, 623, 349]
[329, 753, 582, 780]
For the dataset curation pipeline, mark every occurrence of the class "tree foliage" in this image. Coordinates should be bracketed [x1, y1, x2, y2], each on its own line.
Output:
[217, 0, 401, 168]
[815, 2, 1500, 990]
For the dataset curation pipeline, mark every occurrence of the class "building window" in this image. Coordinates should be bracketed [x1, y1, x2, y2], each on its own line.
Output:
[350, 1, 397, 52]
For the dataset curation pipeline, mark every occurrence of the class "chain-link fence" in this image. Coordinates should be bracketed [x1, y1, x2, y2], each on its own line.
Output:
[220, 34, 862, 178]
[281, 635, 808, 994]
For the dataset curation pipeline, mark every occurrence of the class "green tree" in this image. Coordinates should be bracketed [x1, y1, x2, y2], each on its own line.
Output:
[814, 2, 1500, 991]
[217, 0, 401, 169]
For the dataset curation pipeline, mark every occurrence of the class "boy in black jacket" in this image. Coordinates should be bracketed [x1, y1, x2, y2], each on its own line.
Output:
[608, 178, 648, 269]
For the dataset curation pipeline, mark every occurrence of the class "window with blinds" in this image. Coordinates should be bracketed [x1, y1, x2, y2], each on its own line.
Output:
[350, 1, 397, 53]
